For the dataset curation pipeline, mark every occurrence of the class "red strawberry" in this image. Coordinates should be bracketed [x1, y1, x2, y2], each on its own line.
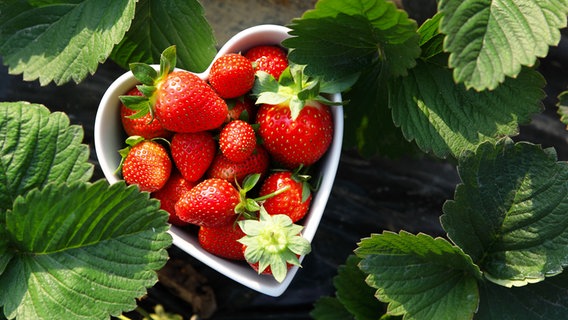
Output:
[120, 136, 172, 192]
[120, 87, 171, 139]
[171, 131, 216, 182]
[209, 53, 255, 99]
[245, 45, 288, 80]
[226, 96, 256, 123]
[256, 100, 333, 168]
[198, 222, 246, 260]
[238, 207, 311, 283]
[175, 178, 240, 227]
[152, 171, 196, 226]
[120, 46, 228, 133]
[207, 146, 270, 186]
[259, 171, 312, 222]
[253, 64, 336, 169]
[219, 120, 256, 162]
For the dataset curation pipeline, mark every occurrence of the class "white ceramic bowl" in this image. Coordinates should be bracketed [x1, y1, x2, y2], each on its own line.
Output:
[94, 24, 343, 297]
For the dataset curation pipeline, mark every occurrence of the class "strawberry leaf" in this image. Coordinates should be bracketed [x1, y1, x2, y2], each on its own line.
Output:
[355, 231, 482, 320]
[477, 272, 568, 318]
[332, 255, 386, 320]
[0, 181, 171, 319]
[390, 59, 545, 158]
[442, 138, 568, 287]
[440, 0, 568, 90]
[109, 0, 216, 73]
[283, 0, 420, 80]
[556, 90, 568, 127]
[0, 0, 137, 86]
[0, 102, 93, 212]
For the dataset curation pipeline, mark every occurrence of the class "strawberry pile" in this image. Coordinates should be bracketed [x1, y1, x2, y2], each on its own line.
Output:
[117, 44, 337, 282]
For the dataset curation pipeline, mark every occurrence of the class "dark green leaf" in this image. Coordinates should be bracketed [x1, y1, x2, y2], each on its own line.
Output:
[442, 138, 568, 287]
[355, 231, 481, 320]
[284, 0, 420, 80]
[0, 181, 171, 319]
[110, 0, 216, 73]
[390, 60, 545, 158]
[0, 102, 93, 212]
[0, 0, 137, 85]
[417, 12, 445, 60]
[335, 255, 385, 320]
[440, 0, 568, 90]
[311, 297, 355, 320]
[557, 90, 568, 127]
[476, 272, 568, 319]
[342, 59, 420, 158]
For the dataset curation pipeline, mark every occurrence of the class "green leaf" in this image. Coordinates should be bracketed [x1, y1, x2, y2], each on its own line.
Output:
[284, 0, 420, 80]
[0, 181, 171, 319]
[476, 271, 568, 319]
[0, 0, 137, 85]
[0, 102, 93, 212]
[311, 297, 356, 320]
[355, 231, 481, 320]
[441, 138, 568, 287]
[110, 0, 217, 73]
[439, 0, 568, 90]
[334, 255, 385, 320]
[417, 12, 445, 60]
[342, 58, 419, 158]
[390, 60, 545, 158]
[556, 90, 568, 127]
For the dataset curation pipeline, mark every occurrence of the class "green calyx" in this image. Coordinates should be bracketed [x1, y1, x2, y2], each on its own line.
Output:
[119, 45, 177, 119]
[233, 173, 290, 218]
[252, 63, 342, 120]
[238, 207, 311, 282]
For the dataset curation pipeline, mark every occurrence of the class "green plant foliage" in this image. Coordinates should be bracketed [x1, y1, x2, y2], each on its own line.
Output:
[1, 181, 171, 319]
[283, 0, 421, 157]
[0, 102, 93, 212]
[311, 297, 355, 320]
[0, 102, 172, 319]
[0, 0, 137, 85]
[355, 231, 482, 320]
[442, 138, 568, 287]
[284, 0, 420, 81]
[476, 272, 568, 319]
[109, 0, 217, 73]
[390, 62, 545, 158]
[557, 90, 568, 126]
[439, 0, 568, 91]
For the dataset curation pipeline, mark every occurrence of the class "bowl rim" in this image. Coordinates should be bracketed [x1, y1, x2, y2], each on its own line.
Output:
[94, 24, 343, 297]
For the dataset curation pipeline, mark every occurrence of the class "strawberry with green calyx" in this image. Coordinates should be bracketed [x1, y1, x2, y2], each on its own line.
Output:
[119, 135, 172, 193]
[120, 87, 171, 139]
[238, 206, 311, 283]
[175, 178, 241, 227]
[259, 168, 312, 223]
[253, 64, 339, 169]
[120, 45, 228, 133]
[175, 173, 288, 228]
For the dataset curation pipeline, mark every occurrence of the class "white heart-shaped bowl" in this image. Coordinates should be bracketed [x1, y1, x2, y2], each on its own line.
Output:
[94, 24, 343, 297]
